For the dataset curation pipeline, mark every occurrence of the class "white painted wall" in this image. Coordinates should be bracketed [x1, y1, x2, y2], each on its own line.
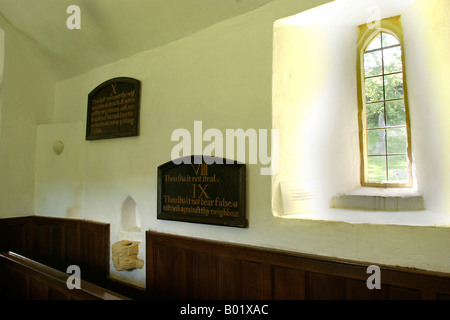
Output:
[402, 0, 450, 212]
[0, 15, 59, 217]
[272, 22, 361, 214]
[2, 0, 450, 288]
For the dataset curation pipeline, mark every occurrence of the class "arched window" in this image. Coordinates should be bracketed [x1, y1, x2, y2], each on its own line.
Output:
[358, 20, 413, 187]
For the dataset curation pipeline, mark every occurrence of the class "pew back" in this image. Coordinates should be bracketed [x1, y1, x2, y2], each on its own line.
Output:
[0, 251, 129, 300]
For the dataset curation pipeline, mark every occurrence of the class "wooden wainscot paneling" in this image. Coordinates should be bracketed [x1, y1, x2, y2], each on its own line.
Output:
[80, 220, 110, 285]
[146, 231, 450, 300]
[0, 217, 33, 258]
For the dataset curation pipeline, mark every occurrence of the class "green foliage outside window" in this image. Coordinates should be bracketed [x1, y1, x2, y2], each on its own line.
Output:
[362, 32, 410, 184]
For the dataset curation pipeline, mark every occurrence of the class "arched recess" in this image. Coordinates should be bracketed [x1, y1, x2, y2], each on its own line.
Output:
[120, 195, 141, 233]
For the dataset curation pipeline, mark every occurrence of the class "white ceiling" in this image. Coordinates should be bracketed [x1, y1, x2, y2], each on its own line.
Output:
[0, 0, 274, 79]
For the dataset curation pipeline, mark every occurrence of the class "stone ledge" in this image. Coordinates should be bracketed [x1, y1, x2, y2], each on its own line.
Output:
[330, 187, 424, 211]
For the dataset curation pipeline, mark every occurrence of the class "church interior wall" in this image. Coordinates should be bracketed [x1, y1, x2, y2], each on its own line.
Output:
[0, 0, 449, 288]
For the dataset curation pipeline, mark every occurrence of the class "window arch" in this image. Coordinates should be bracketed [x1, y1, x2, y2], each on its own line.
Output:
[357, 17, 413, 187]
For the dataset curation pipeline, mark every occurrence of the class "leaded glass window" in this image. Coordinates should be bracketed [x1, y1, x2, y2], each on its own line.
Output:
[361, 32, 412, 186]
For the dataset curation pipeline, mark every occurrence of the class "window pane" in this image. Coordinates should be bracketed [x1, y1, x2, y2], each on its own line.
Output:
[387, 127, 407, 154]
[388, 155, 409, 182]
[364, 51, 382, 77]
[384, 73, 404, 100]
[383, 46, 402, 74]
[367, 34, 382, 51]
[365, 76, 384, 103]
[368, 156, 387, 182]
[367, 129, 386, 155]
[367, 102, 385, 129]
[382, 33, 400, 47]
[386, 100, 406, 127]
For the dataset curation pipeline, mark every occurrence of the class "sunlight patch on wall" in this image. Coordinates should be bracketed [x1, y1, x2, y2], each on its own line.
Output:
[272, 0, 417, 217]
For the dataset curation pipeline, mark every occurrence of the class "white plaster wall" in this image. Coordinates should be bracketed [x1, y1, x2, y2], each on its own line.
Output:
[402, 0, 450, 212]
[35, 122, 85, 218]
[272, 22, 360, 214]
[0, 15, 58, 217]
[30, 0, 450, 288]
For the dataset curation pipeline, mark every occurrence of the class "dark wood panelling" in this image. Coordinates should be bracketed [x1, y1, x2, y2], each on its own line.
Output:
[30, 278, 48, 300]
[0, 216, 152, 299]
[3, 218, 450, 300]
[80, 220, 109, 285]
[173, 247, 188, 298]
[192, 251, 215, 299]
[49, 287, 69, 300]
[146, 231, 450, 300]
[154, 244, 175, 298]
[0, 252, 128, 300]
[242, 260, 264, 299]
[217, 255, 238, 299]
[388, 285, 421, 300]
[346, 278, 387, 300]
[272, 266, 305, 300]
[0, 217, 33, 257]
[0, 263, 28, 299]
[33, 220, 52, 266]
[0, 216, 109, 288]
[306, 272, 346, 300]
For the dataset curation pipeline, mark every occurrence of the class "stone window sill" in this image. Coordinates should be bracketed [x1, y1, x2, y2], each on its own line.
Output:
[278, 186, 450, 227]
[330, 187, 424, 211]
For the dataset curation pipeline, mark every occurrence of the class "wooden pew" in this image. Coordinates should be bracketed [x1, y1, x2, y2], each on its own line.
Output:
[0, 251, 130, 300]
